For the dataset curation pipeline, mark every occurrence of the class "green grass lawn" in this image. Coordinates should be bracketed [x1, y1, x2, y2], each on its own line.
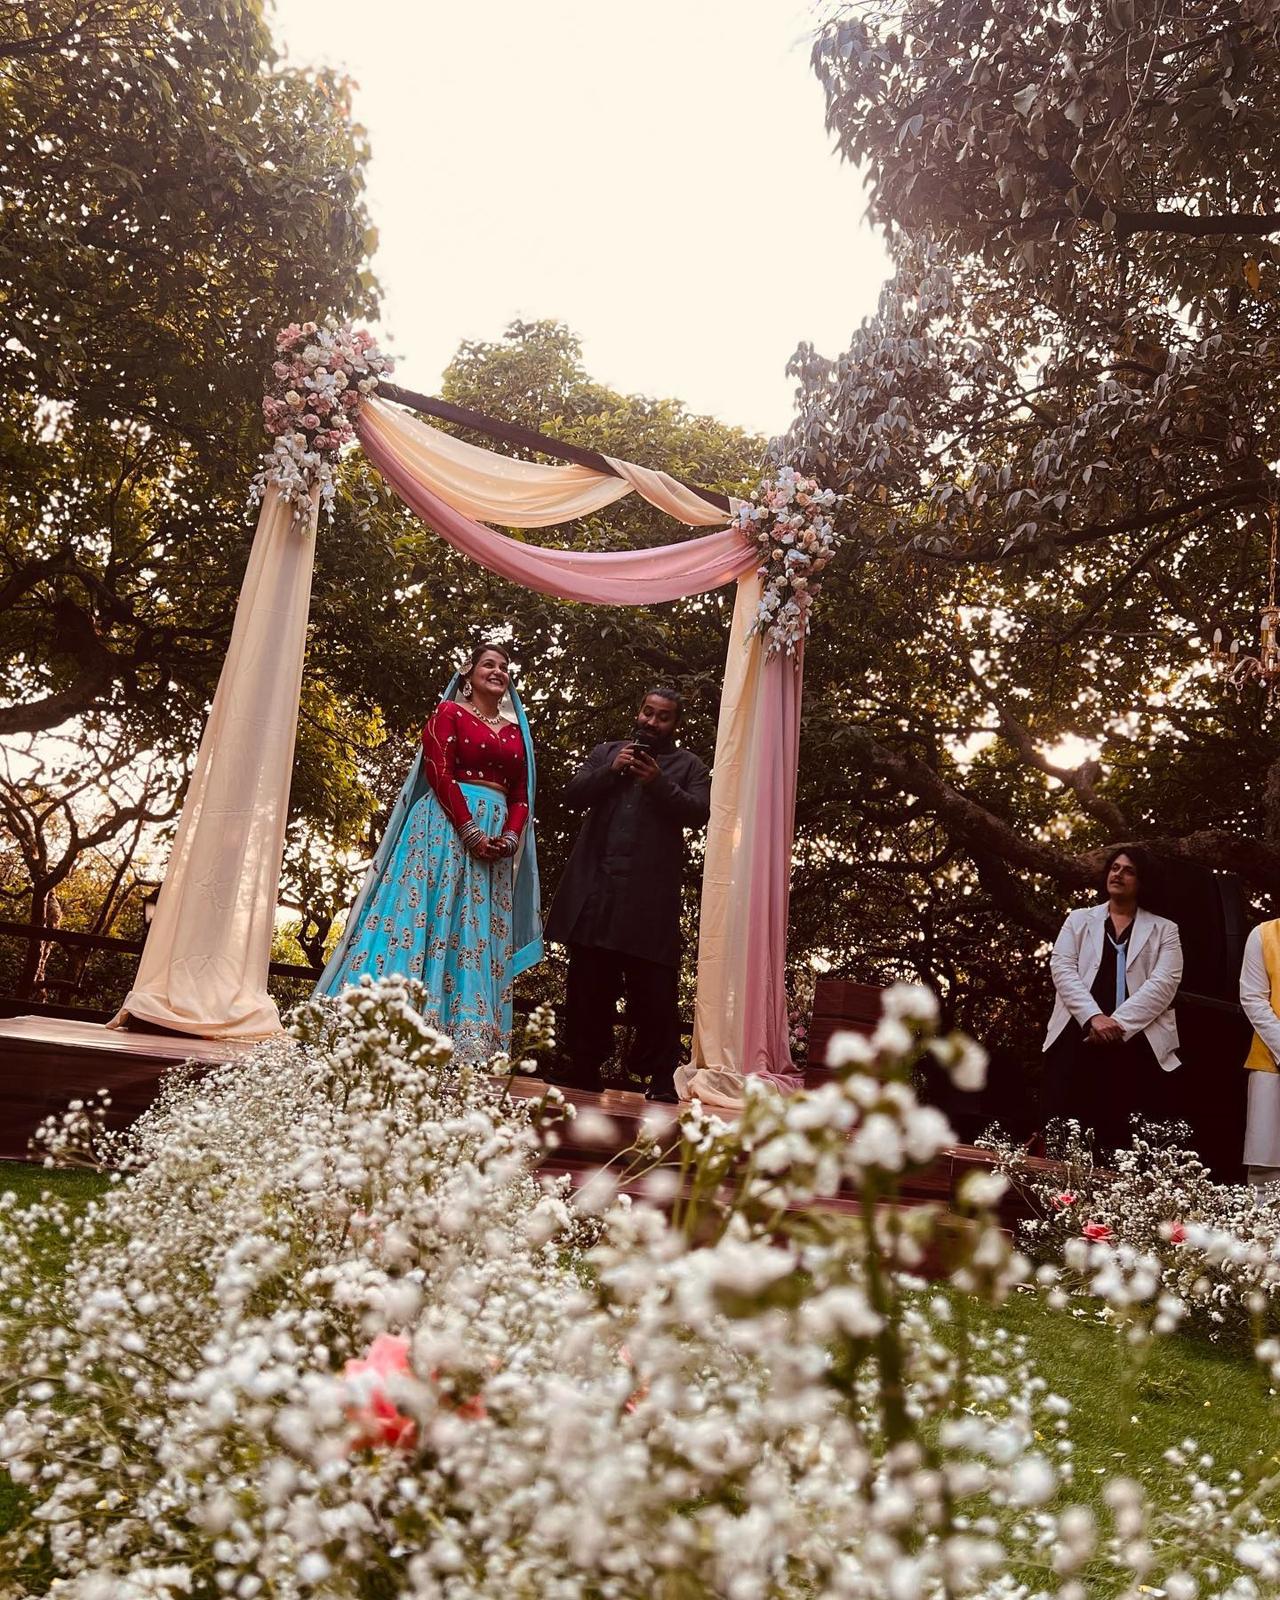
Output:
[0, 1163, 111, 1555]
[0, 1160, 112, 1211]
[965, 1287, 1280, 1494]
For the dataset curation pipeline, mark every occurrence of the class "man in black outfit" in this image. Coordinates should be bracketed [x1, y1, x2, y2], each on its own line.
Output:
[545, 686, 711, 1101]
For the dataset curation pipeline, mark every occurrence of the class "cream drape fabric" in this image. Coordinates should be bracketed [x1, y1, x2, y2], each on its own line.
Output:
[602, 455, 739, 527]
[115, 485, 318, 1037]
[361, 398, 731, 528]
[682, 575, 759, 1098]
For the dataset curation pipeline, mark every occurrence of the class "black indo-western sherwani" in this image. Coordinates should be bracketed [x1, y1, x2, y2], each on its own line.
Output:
[545, 738, 711, 1093]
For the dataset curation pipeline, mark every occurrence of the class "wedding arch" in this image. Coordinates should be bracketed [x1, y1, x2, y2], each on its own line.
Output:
[115, 322, 840, 1109]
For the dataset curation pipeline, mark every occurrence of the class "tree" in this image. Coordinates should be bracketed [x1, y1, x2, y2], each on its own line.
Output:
[771, 1, 1280, 961]
[0, 0, 385, 953]
[0, 0, 378, 738]
[0, 725, 182, 996]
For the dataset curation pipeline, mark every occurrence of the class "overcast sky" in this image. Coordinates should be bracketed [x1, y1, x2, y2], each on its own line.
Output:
[270, 0, 891, 438]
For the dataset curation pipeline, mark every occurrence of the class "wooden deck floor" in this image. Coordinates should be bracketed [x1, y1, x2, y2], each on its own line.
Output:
[0, 1015, 1008, 1230]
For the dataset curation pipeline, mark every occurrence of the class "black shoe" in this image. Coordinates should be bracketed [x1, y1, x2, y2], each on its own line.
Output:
[645, 1081, 680, 1104]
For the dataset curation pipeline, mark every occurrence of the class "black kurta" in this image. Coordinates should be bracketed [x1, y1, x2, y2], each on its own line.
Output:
[544, 739, 711, 969]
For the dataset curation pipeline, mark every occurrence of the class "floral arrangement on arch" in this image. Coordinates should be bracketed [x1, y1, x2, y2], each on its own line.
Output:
[252, 316, 394, 520]
[735, 465, 841, 656]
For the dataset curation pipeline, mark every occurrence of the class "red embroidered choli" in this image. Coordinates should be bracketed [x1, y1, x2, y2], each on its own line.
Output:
[421, 700, 529, 838]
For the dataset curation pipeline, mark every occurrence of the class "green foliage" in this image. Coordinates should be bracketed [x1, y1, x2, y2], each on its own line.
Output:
[0, 0, 379, 783]
[0, 0, 384, 968]
[747, 3, 1280, 1076]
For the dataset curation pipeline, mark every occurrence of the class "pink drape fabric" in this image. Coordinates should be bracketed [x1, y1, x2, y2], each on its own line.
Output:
[679, 573, 804, 1108]
[358, 416, 756, 603]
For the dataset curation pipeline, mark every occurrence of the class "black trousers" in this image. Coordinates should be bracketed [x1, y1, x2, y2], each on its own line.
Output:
[1044, 1023, 1171, 1158]
[562, 942, 681, 1095]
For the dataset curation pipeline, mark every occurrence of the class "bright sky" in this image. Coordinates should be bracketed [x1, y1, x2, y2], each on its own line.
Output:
[270, 0, 891, 438]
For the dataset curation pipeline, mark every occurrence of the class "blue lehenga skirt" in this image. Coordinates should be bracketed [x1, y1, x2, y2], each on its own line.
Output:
[325, 782, 516, 1064]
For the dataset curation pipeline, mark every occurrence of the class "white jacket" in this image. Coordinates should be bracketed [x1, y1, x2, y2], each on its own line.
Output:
[1042, 903, 1183, 1071]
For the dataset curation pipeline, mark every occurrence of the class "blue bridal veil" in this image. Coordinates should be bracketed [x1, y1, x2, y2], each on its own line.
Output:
[313, 670, 543, 1000]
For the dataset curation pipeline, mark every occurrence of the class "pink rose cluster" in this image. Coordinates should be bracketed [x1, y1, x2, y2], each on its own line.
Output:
[341, 1332, 490, 1454]
[252, 317, 394, 520]
[735, 466, 841, 657]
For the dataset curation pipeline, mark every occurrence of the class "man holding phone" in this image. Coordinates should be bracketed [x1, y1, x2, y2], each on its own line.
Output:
[545, 686, 711, 1101]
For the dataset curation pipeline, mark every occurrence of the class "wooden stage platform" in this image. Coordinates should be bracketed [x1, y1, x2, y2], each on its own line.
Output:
[0, 1014, 1008, 1225]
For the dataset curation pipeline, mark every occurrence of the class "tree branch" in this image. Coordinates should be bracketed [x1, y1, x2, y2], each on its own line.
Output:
[961, 659, 1131, 835]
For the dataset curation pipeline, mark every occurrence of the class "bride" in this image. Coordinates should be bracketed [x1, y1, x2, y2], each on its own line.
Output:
[315, 642, 542, 1062]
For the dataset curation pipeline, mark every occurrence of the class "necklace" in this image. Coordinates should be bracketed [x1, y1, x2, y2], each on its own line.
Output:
[469, 705, 505, 729]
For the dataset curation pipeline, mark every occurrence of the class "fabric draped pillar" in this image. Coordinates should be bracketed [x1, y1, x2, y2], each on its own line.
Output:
[117, 485, 319, 1037]
[679, 571, 805, 1107]
[121, 395, 802, 1098]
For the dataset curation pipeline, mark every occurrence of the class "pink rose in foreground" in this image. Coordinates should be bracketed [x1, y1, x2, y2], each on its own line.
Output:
[1082, 1221, 1113, 1242]
[342, 1333, 417, 1451]
[1051, 1191, 1078, 1210]
[1167, 1221, 1187, 1244]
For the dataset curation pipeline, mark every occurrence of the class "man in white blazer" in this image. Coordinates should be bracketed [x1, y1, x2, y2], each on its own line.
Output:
[1042, 846, 1183, 1155]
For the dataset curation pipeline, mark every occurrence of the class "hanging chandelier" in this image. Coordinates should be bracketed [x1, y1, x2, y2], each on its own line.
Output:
[1211, 504, 1280, 702]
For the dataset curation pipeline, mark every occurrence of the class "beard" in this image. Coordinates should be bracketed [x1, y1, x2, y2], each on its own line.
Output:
[632, 722, 673, 751]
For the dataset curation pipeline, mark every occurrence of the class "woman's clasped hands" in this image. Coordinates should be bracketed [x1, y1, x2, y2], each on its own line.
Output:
[460, 823, 518, 862]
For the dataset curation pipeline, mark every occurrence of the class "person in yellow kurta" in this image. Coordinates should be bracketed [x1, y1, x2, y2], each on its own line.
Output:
[1238, 918, 1280, 1190]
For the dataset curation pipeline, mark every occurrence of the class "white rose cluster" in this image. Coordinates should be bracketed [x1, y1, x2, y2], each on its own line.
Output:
[735, 464, 841, 657]
[250, 317, 394, 524]
[0, 976, 1275, 1596]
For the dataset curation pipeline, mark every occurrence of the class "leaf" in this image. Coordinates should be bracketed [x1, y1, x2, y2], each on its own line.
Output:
[1012, 84, 1040, 118]
[1245, 258, 1262, 292]
[896, 112, 925, 145]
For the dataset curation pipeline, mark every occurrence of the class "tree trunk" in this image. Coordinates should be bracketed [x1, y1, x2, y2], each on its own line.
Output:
[17, 885, 59, 1001]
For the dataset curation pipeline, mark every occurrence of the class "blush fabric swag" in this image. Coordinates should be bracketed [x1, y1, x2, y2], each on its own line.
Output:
[119, 396, 805, 1105]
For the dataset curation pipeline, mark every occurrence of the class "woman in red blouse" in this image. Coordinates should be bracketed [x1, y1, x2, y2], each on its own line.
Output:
[315, 643, 543, 1061]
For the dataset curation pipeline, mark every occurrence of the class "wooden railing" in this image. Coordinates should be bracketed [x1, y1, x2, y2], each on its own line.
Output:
[0, 920, 321, 1014]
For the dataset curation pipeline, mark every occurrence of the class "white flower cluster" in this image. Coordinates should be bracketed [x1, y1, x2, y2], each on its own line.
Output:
[734, 465, 841, 657]
[988, 1124, 1280, 1340]
[250, 317, 393, 522]
[0, 978, 1277, 1596]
